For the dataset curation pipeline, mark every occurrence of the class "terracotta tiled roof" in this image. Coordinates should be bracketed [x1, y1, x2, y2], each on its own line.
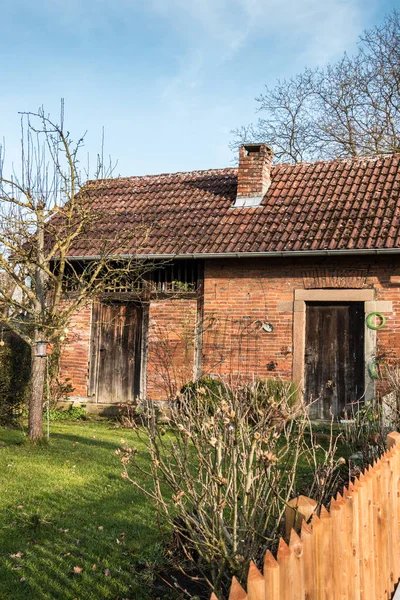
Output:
[68, 153, 400, 257]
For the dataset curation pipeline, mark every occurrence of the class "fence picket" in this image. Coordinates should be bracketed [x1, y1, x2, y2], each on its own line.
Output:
[264, 550, 279, 600]
[247, 561, 265, 600]
[285, 496, 318, 539]
[277, 538, 293, 600]
[289, 529, 304, 600]
[228, 576, 247, 600]
[215, 432, 400, 600]
[300, 520, 315, 600]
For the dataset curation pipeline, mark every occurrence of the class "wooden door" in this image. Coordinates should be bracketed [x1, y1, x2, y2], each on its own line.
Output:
[89, 302, 142, 403]
[304, 302, 364, 419]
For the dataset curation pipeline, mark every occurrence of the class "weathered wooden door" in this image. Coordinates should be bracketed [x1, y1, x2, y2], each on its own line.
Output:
[304, 302, 364, 419]
[89, 302, 142, 403]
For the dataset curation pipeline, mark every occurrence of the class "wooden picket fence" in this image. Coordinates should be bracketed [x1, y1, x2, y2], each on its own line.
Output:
[212, 431, 400, 600]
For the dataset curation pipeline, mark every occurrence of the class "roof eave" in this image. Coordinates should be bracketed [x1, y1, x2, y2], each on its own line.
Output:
[63, 248, 400, 261]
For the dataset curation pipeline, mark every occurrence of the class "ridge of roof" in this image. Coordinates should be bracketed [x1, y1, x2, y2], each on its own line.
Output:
[86, 167, 236, 187]
[86, 151, 400, 187]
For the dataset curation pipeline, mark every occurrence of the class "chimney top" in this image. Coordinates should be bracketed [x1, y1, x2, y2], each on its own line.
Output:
[234, 143, 274, 208]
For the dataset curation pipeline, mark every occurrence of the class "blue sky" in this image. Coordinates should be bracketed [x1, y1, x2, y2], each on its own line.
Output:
[0, 0, 397, 177]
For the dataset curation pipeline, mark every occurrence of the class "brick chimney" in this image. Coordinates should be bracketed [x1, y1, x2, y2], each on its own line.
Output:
[234, 143, 274, 207]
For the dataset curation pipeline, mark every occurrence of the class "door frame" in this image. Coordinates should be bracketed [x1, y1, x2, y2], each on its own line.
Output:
[292, 289, 392, 405]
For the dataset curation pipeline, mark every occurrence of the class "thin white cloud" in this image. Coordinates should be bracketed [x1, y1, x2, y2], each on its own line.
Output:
[153, 0, 378, 107]
[0, 0, 384, 176]
[150, 0, 375, 63]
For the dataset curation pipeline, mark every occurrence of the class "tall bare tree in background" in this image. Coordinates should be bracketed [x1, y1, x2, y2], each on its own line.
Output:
[233, 11, 400, 162]
[0, 105, 148, 440]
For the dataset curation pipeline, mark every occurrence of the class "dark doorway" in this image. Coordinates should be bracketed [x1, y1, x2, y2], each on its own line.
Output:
[89, 302, 142, 403]
[304, 302, 365, 419]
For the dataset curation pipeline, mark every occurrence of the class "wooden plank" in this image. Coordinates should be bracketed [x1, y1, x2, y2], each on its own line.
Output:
[285, 495, 318, 539]
[372, 462, 385, 600]
[387, 432, 400, 450]
[387, 450, 397, 594]
[392, 445, 400, 585]
[300, 520, 315, 600]
[317, 506, 333, 599]
[348, 482, 361, 600]
[264, 550, 279, 600]
[277, 538, 293, 600]
[380, 454, 392, 598]
[289, 529, 304, 600]
[359, 471, 377, 600]
[88, 300, 101, 398]
[343, 484, 360, 600]
[247, 561, 265, 600]
[331, 495, 346, 599]
[229, 577, 247, 600]
[364, 469, 375, 600]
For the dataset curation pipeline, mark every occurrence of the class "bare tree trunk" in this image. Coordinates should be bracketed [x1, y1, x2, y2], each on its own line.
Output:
[28, 341, 46, 441]
[28, 202, 47, 441]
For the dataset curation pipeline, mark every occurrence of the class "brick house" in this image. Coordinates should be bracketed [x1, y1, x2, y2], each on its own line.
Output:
[59, 144, 400, 418]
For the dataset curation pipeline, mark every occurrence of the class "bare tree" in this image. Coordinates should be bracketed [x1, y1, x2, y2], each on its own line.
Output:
[233, 10, 400, 162]
[0, 105, 150, 440]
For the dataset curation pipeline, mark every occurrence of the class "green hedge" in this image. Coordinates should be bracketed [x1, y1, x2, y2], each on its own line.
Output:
[0, 331, 31, 424]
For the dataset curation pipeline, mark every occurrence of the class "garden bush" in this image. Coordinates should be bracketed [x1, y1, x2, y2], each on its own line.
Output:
[0, 331, 30, 424]
[241, 378, 298, 426]
[177, 376, 228, 415]
[122, 378, 344, 598]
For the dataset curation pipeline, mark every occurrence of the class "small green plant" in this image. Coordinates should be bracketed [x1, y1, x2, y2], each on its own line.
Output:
[48, 405, 87, 421]
[171, 281, 195, 293]
[6, 505, 53, 531]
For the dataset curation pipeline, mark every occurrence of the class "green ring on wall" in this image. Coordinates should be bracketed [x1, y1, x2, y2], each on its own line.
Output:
[366, 312, 386, 330]
[368, 359, 386, 379]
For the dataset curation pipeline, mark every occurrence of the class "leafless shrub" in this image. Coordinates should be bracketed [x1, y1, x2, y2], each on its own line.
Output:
[116, 400, 140, 429]
[121, 378, 343, 598]
[300, 418, 346, 509]
[233, 10, 400, 162]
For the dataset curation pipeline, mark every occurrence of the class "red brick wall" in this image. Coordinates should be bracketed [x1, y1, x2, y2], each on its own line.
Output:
[58, 255, 400, 403]
[59, 301, 92, 397]
[146, 298, 197, 401]
[202, 256, 400, 395]
[202, 259, 295, 380]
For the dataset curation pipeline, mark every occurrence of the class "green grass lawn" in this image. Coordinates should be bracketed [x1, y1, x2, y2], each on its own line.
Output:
[0, 419, 351, 600]
[0, 421, 167, 600]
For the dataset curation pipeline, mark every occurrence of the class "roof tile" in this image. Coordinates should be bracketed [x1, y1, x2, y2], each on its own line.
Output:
[66, 154, 400, 257]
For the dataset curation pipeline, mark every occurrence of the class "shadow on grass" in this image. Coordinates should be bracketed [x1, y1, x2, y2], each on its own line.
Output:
[0, 482, 170, 600]
[0, 424, 177, 600]
[48, 431, 122, 452]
